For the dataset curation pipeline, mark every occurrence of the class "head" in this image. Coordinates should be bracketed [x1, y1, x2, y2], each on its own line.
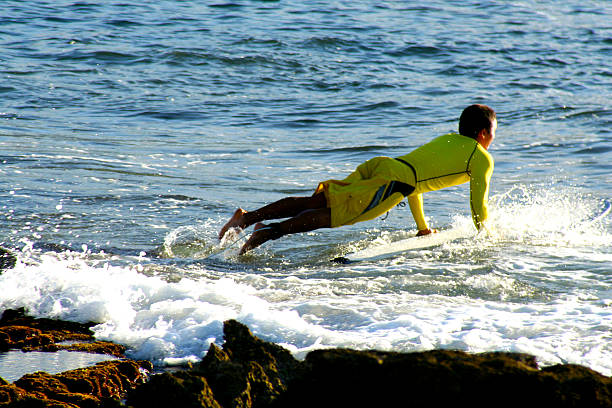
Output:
[459, 104, 497, 149]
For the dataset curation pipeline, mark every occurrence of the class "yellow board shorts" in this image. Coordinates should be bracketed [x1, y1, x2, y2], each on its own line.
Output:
[314, 156, 416, 227]
[314, 177, 411, 228]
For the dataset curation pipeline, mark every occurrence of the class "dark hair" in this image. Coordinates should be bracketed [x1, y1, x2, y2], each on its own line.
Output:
[459, 104, 496, 139]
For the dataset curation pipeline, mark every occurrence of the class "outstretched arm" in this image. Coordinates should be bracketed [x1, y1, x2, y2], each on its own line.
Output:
[469, 152, 494, 231]
[408, 193, 434, 235]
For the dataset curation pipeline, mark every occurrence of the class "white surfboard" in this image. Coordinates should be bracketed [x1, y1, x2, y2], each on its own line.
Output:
[333, 199, 611, 264]
[333, 227, 475, 264]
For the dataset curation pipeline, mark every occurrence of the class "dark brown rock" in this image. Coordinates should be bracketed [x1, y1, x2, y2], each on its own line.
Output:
[0, 326, 54, 350]
[195, 321, 302, 408]
[0, 309, 150, 407]
[5, 314, 611, 408]
[541, 364, 612, 406]
[275, 348, 612, 408]
[40, 341, 126, 358]
[0, 247, 16, 272]
[0, 309, 124, 359]
[0, 360, 150, 407]
[127, 319, 612, 408]
[128, 320, 304, 408]
[221, 320, 303, 386]
[0, 309, 95, 352]
[128, 371, 221, 408]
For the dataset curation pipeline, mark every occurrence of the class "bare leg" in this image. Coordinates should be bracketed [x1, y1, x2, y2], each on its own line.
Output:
[219, 193, 327, 240]
[240, 207, 331, 254]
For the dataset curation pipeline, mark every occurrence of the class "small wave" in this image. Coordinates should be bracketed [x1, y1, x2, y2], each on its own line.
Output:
[302, 36, 370, 52]
[129, 110, 209, 121]
[157, 223, 236, 260]
[69, 2, 101, 12]
[0, 112, 19, 119]
[291, 145, 393, 155]
[352, 101, 400, 112]
[43, 16, 82, 24]
[282, 118, 323, 128]
[162, 50, 304, 70]
[105, 19, 145, 27]
[53, 50, 145, 64]
[519, 141, 579, 151]
[489, 184, 612, 248]
[385, 44, 448, 57]
[532, 56, 571, 67]
[209, 3, 245, 9]
[231, 37, 285, 48]
[573, 146, 612, 155]
[563, 109, 610, 119]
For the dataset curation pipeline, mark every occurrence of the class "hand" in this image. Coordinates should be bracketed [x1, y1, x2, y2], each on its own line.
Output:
[416, 228, 437, 236]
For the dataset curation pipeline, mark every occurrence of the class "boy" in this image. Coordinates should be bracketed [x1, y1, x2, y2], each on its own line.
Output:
[219, 104, 497, 254]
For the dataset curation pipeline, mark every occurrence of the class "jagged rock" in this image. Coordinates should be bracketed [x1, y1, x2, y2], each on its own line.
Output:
[221, 320, 303, 386]
[128, 371, 221, 408]
[274, 348, 612, 408]
[0, 383, 35, 407]
[0, 309, 93, 346]
[0, 325, 55, 350]
[4, 315, 611, 408]
[0, 360, 151, 407]
[194, 320, 302, 408]
[127, 319, 612, 408]
[0, 247, 16, 272]
[0, 308, 122, 357]
[0, 309, 149, 406]
[129, 320, 302, 408]
[40, 341, 126, 357]
[541, 364, 612, 406]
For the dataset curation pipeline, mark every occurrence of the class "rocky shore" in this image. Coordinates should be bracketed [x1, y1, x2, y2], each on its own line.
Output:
[0, 308, 151, 407]
[0, 308, 610, 407]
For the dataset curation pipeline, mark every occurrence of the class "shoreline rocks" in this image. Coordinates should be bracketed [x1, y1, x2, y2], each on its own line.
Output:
[1, 309, 611, 407]
[0, 308, 150, 407]
[0, 308, 124, 357]
[129, 320, 612, 408]
[1, 360, 151, 407]
[0, 247, 16, 272]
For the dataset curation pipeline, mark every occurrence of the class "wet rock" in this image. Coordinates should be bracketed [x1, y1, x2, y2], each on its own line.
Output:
[195, 320, 303, 408]
[0, 325, 55, 351]
[130, 320, 611, 408]
[276, 348, 612, 408]
[0, 383, 32, 407]
[41, 341, 126, 357]
[0, 359, 151, 407]
[0, 308, 122, 357]
[1, 308, 93, 341]
[0, 309, 148, 407]
[0, 247, 16, 272]
[4, 314, 611, 408]
[128, 371, 221, 408]
[127, 320, 303, 408]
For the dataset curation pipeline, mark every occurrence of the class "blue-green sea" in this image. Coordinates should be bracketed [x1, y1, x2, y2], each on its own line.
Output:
[1, 0, 611, 380]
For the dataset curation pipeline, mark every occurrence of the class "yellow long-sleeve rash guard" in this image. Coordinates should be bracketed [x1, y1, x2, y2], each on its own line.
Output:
[398, 133, 494, 230]
[316, 133, 493, 230]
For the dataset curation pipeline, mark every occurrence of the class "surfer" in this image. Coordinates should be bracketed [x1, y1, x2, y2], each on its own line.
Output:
[219, 104, 497, 254]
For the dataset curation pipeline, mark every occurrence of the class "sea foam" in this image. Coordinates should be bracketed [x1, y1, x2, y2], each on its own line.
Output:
[1, 186, 610, 376]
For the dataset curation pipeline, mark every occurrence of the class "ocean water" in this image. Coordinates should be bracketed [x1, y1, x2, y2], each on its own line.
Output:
[1, 0, 611, 378]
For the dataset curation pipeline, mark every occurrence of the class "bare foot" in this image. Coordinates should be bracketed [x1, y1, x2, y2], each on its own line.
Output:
[239, 223, 276, 255]
[219, 208, 248, 240]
